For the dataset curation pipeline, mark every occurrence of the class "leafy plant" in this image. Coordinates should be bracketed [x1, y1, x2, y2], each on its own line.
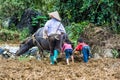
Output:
[18, 56, 30, 61]
[0, 29, 19, 41]
[112, 49, 119, 58]
[55, 0, 120, 33]
[19, 27, 29, 41]
[0, 0, 120, 34]
[65, 21, 89, 45]
[32, 15, 47, 27]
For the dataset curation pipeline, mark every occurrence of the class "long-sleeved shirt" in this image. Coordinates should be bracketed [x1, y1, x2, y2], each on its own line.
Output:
[75, 42, 88, 51]
[62, 43, 73, 52]
[44, 18, 66, 36]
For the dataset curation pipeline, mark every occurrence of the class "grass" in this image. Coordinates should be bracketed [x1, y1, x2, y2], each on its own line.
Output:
[18, 56, 30, 61]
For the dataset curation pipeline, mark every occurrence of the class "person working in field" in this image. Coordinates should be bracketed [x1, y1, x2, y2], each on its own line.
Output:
[44, 11, 66, 64]
[74, 38, 92, 63]
[62, 39, 74, 65]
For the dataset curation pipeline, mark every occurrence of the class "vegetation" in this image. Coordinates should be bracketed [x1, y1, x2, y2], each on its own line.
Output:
[18, 55, 30, 61]
[0, 27, 29, 41]
[0, 0, 119, 41]
[65, 21, 89, 43]
[32, 15, 47, 27]
[112, 49, 120, 58]
[0, 28, 19, 41]
[19, 27, 29, 41]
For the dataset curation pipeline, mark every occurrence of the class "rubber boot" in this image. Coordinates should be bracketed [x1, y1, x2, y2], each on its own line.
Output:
[53, 50, 59, 63]
[50, 54, 54, 64]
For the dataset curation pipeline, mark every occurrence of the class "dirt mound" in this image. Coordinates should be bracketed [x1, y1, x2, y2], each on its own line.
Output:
[80, 23, 120, 57]
[0, 56, 120, 80]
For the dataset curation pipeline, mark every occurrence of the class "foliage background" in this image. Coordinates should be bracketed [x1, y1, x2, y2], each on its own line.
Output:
[0, 0, 120, 41]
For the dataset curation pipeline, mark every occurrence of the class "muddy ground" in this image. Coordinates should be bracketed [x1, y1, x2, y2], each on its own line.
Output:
[0, 55, 120, 80]
[0, 24, 120, 80]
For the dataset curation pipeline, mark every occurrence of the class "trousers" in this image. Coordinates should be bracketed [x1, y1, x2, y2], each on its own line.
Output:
[82, 46, 91, 63]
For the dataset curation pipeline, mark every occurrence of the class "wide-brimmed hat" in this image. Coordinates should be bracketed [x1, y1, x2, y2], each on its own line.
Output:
[48, 11, 61, 21]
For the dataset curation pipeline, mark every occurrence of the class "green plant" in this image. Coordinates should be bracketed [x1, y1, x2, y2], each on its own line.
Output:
[65, 21, 89, 44]
[55, 0, 120, 33]
[0, 0, 120, 34]
[0, 29, 19, 41]
[8, 23, 17, 31]
[18, 56, 30, 61]
[112, 49, 119, 58]
[32, 15, 47, 27]
[19, 27, 29, 41]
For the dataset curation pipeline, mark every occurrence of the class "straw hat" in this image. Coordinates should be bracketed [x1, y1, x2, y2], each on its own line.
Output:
[48, 11, 61, 21]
